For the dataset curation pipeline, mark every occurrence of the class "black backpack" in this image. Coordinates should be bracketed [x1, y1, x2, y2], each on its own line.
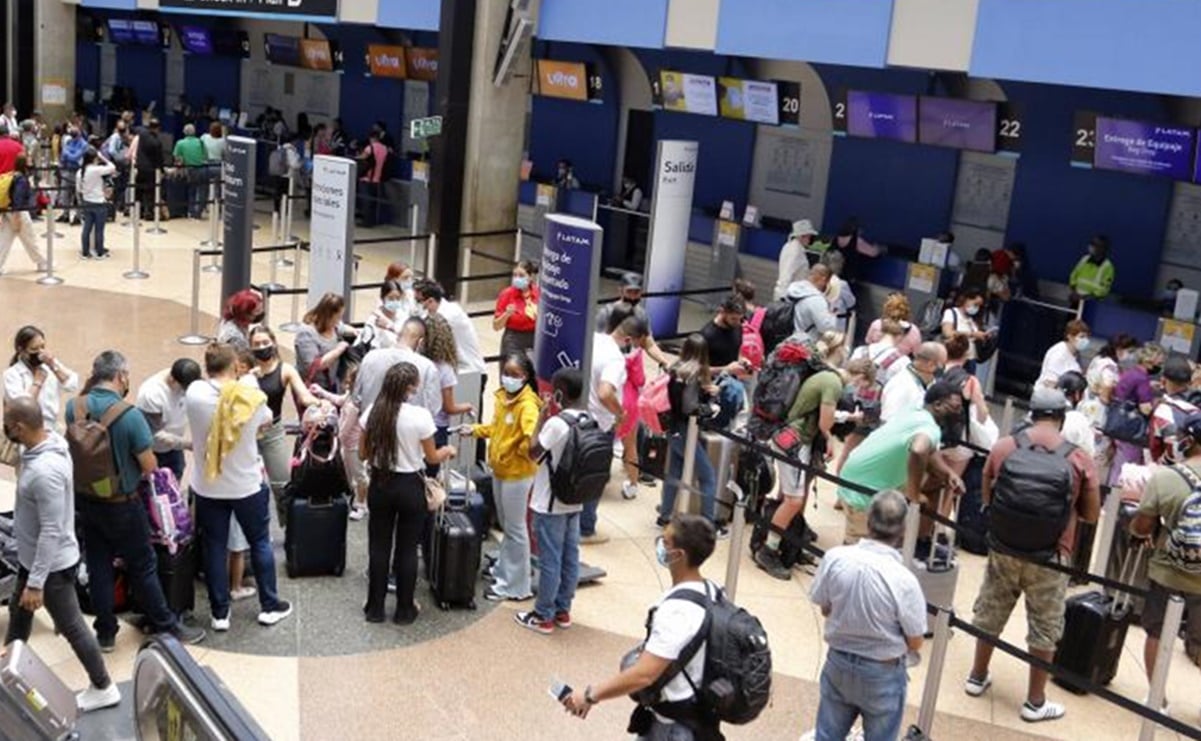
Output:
[547, 412, 614, 508]
[988, 431, 1075, 561]
[747, 341, 827, 441]
[629, 583, 772, 726]
[759, 297, 799, 354]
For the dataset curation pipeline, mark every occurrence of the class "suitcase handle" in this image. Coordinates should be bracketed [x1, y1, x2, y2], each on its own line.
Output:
[1110, 542, 1148, 615]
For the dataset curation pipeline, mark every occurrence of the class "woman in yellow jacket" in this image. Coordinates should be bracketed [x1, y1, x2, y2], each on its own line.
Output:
[460, 352, 541, 601]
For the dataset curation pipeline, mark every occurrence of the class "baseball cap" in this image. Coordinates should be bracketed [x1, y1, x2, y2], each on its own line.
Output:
[923, 381, 960, 407]
[1162, 354, 1192, 384]
[619, 273, 643, 291]
[790, 219, 818, 239]
[1029, 387, 1069, 413]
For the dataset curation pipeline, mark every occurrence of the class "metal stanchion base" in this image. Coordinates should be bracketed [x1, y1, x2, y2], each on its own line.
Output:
[200, 239, 214, 247]
[201, 263, 223, 273]
[274, 256, 294, 267]
[123, 270, 150, 280]
[279, 321, 302, 333]
[41, 230, 64, 239]
[177, 334, 210, 346]
[36, 275, 64, 286]
[145, 226, 168, 235]
[260, 282, 286, 292]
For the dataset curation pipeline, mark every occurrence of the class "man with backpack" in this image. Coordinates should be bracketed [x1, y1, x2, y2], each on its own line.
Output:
[761, 264, 836, 354]
[1131, 412, 1201, 703]
[1148, 354, 1199, 465]
[964, 387, 1099, 724]
[66, 351, 206, 652]
[810, 489, 927, 741]
[562, 514, 770, 741]
[515, 368, 591, 634]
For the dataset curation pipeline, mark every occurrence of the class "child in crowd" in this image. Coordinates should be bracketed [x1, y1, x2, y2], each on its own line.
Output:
[461, 353, 541, 602]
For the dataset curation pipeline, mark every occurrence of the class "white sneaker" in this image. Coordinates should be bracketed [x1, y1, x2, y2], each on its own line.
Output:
[1020, 700, 1065, 723]
[349, 504, 367, 521]
[621, 481, 639, 500]
[77, 683, 121, 713]
[211, 614, 231, 632]
[231, 586, 257, 602]
[258, 600, 294, 626]
[963, 673, 991, 697]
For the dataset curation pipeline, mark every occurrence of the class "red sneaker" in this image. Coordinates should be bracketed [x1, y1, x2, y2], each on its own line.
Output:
[553, 611, 573, 630]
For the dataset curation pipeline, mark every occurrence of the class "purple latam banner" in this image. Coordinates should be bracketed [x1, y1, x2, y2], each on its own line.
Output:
[847, 91, 917, 143]
[919, 98, 997, 153]
[1095, 117, 1194, 180]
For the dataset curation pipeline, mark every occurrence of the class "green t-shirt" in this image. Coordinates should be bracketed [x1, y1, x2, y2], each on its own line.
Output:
[1139, 462, 1201, 594]
[787, 370, 842, 444]
[836, 408, 941, 511]
[173, 136, 207, 168]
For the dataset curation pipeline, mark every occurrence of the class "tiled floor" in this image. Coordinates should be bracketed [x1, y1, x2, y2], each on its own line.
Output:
[0, 213, 1197, 739]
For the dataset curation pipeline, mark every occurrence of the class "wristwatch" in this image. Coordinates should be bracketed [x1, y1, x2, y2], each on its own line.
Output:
[584, 685, 597, 705]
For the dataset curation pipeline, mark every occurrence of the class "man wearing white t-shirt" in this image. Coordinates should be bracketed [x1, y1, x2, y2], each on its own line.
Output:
[186, 344, 292, 633]
[580, 314, 644, 543]
[562, 514, 721, 741]
[881, 342, 945, 422]
[413, 278, 486, 374]
[354, 319, 442, 420]
[135, 358, 201, 481]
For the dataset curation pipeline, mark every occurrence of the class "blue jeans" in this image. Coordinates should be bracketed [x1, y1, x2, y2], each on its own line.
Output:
[80, 202, 106, 256]
[186, 167, 206, 218]
[658, 433, 717, 522]
[193, 485, 284, 620]
[78, 497, 179, 640]
[533, 511, 580, 619]
[155, 449, 185, 482]
[580, 498, 599, 537]
[816, 649, 908, 741]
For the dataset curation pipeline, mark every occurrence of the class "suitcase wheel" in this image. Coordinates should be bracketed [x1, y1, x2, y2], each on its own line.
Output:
[438, 601, 450, 611]
[333, 564, 344, 577]
[467, 600, 477, 611]
[286, 563, 296, 579]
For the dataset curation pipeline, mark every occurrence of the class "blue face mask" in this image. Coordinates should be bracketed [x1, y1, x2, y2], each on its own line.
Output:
[384, 300, 403, 314]
[655, 538, 674, 568]
[512, 276, 530, 291]
[400, 280, 413, 292]
[501, 375, 526, 394]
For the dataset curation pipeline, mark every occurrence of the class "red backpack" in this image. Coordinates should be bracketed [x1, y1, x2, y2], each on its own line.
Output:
[741, 307, 767, 371]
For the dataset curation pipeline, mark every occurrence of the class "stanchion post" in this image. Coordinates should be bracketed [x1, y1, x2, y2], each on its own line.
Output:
[120, 180, 134, 227]
[203, 177, 222, 273]
[41, 193, 63, 239]
[1000, 397, 1014, 436]
[410, 203, 419, 237]
[124, 198, 149, 279]
[459, 246, 472, 304]
[36, 204, 64, 286]
[261, 285, 273, 327]
[277, 173, 295, 267]
[514, 227, 523, 264]
[844, 310, 857, 346]
[915, 608, 953, 735]
[178, 250, 211, 345]
[723, 481, 747, 601]
[261, 247, 285, 292]
[200, 179, 217, 247]
[1139, 595, 1186, 741]
[676, 416, 700, 515]
[281, 242, 303, 333]
[146, 168, 167, 235]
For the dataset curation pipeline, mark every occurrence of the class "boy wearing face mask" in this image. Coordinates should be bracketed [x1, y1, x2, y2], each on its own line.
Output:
[1037, 319, 1091, 389]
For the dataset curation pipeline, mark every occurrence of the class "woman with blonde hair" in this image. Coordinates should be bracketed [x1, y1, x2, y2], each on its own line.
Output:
[295, 292, 356, 392]
[422, 312, 476, 447]
[864, 292, 922, 356]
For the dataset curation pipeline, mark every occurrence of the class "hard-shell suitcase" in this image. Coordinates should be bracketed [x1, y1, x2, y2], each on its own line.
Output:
[0, 640, 78, 741]
[1053, 544, 1146, 694]
[903, 497, 959, 635]
[429, 427, 481, 609]
[1105, 501, 1151, 619]
[156, 540, 198, 617]
[285, 495, 349, 578]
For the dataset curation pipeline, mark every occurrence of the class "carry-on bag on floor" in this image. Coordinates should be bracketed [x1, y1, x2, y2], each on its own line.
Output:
[285, 495, 349, 578]
[0, 639, 78, 741]
[1105, 500, 1152, 619]
[156, 540, 198, 617]
[903, 496, 960, 636]
[0, 512, 17, 607]
[428, 428, 482, 610]
[1053, 543, 1147, 694]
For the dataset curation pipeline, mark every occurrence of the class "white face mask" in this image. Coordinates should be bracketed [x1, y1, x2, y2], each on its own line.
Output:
[965, 305, 980, 317]
[1073, 336, 1090, 352]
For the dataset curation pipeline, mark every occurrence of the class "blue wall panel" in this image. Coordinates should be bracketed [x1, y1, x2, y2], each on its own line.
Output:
[76, 43, 101, 97]
[972, 0, 1201, 97]
[317, 24, 405, 141]
[999, 81, 1172, 298]
[717, 0, 894, 69]
[116, 46, 165, 114]
[529, 43, 619, 191]
[79, 0, 136, 9]
[375, 0, 441, 31]
[539, 0, 668, 49]
[183, 55, 241, 113]
[653, 111, 756, 212]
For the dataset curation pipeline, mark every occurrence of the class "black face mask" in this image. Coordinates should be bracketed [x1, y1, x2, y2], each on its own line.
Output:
[253, 346, 277, 362]
[1149, 364, 1164, 376]
[626, 298, 641, 308]
[23, 352, 42, 368]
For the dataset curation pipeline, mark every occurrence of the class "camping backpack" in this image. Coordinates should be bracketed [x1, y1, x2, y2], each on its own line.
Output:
[626, 583, 773, 726]
[747, 341, 826, 441]
[66, 398, 133, 500]
[759, 297, 800, 355]
[741, 307, 767, 371]
[547, 411, 614, 508]
[637, 373, 673, 435]
[987, 430, 1075, 560]
[139, 468, 193, 554]
[1165, 465, 1201, 574]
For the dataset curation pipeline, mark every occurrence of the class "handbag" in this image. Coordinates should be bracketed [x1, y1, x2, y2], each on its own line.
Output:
[423, 474, 447, 512]
[1102, 399, 1149, 444]
[771, 425, 802, 455]
[0, 436, 19, 467]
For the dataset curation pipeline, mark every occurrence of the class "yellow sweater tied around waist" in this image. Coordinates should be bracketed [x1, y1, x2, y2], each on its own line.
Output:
[205, 381, 268, 482]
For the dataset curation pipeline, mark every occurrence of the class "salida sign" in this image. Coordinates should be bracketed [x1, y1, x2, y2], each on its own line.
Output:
[159, 0, 339, 19]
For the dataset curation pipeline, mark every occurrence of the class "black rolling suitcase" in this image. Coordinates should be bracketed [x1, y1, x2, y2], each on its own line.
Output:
[428, 429, 481, 610]
[1053, 544, 1146, 694]
[156, 540, 198, 618]
[285, 495, 349, 578]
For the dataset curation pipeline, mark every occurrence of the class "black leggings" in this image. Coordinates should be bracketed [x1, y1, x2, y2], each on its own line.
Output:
[366, 469, 425, 619]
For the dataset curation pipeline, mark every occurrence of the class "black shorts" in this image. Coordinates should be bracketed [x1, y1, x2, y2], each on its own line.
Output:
[1141, 580, 1201, 656]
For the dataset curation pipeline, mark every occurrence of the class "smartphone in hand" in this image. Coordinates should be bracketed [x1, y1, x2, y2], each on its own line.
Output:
[548, 680, 572, 703]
